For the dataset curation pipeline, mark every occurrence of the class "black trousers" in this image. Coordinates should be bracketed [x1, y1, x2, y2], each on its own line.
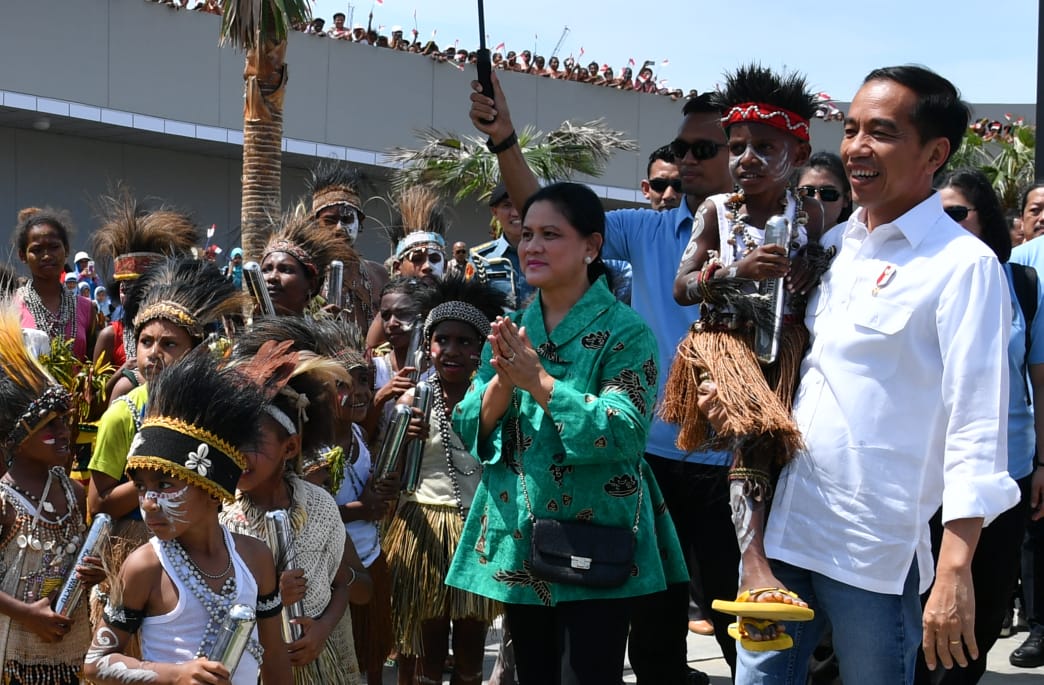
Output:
[1023, 487, 1044, 628]
[914, 474, 1032, 684]
[628, 455, 740, 682]
[506, 597, 632, 685]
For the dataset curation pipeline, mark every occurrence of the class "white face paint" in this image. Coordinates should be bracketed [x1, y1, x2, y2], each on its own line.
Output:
[729, 142, 792, 187]
[339, 215, 360, 245]
[140, 485, 190, 526]
[430, 257, 445, 278]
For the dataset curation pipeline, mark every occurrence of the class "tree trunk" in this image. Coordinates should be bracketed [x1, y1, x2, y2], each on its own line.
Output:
[240, 39, 288, 263]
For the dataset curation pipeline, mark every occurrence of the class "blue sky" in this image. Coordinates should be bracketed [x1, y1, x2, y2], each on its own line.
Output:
[312, 0, 1039, 105]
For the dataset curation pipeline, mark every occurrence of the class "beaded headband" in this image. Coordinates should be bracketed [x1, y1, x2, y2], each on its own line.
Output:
[395, 232, 446, 259]
[263, 239, 319, 277]
[424, 300, 492, 340]
[134, 301, 204, 339]
[113, 251, 165, 281]
[126, 416, 246, 502]
[723, 102, 810, 142]
[313, 186, 367, 222]
[4, 384, 72, 448]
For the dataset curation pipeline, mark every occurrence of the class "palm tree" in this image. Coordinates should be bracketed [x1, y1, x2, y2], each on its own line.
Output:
[220, 0, 311, 262]
[949, 115, 1036, 211]
[384, 119, 639, 204]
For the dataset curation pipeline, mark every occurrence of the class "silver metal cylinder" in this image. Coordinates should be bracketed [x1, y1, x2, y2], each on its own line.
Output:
[327, 260, 344, 309]
[263, 510, 304, 642]
[404, 321, 425, 382]
[53, 513, 111, 617]
[207, 603, 256, 674]
[403, 381, 434, 494]
[373, 404, 413, 481]
[243, 261, 276, 318]
[754, 214, 790, 365]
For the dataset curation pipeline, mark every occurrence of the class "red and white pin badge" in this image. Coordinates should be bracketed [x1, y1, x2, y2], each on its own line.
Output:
[872, 264, 897, 296]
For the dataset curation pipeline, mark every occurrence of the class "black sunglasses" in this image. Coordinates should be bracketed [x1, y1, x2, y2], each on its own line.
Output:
[943, 205, 974, 222]
[648, 178, 683, 194]
[669, 139, 726, 161]
[798, 185, 842, 202]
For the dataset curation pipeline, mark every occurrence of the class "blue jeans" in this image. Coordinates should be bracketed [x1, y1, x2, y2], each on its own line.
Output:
[736, 560, 922, 684]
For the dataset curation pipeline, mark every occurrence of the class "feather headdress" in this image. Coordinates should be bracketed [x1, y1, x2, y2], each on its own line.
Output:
[127, 258, 249, 341]
[308, 161, 366, 221]
[127, 347, 265, 501]
[0, 303, 71, 452]
[714, 63, 817, 142]
[309, 317, 366, 372]
[231, 317, 350, 458]
[415, 274, 509, 341]
[92, 186, 200, 281]
[385, 185, 448, 259]
[262, 207, 355, 296]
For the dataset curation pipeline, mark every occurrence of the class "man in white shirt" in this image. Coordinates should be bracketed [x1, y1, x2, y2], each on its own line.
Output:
[737, 65, 1019, 684]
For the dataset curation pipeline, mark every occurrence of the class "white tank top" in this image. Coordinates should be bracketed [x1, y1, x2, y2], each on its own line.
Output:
[140, 528, 261, 685]
[334, 423, 382, 567]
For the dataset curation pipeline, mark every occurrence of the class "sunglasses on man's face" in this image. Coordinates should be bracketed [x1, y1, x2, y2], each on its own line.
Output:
[798, 185, 842, 202]
[406, 249, 443, 265]
[943, 205, 974, 222]
[648, 178, 683, 194]
[669, 139, 726, 162]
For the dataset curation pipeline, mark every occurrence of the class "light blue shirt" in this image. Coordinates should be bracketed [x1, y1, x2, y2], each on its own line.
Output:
[1003, 255, 1044, 479]
[604, 203, 729, 465]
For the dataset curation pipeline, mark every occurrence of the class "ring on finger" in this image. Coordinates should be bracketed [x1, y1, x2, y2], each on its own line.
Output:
[502, 353, 516, 364]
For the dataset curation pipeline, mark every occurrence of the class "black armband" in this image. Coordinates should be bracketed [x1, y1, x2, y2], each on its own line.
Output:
[256, 588, 283, 619]
[103, 603, 145, 634]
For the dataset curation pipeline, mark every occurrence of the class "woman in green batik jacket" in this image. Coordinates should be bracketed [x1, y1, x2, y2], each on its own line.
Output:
[447, 182, 685, 685]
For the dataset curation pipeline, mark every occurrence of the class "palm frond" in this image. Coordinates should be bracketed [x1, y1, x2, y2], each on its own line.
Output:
[220, 0, 312, 51]
[386, 119, 638, 204]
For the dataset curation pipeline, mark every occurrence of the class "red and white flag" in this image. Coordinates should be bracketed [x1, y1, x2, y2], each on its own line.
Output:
[628, 57, 636, 66]
[578, 46, 585, 58]
[661, 58, 670, 66]
[494, 41, 505, 52]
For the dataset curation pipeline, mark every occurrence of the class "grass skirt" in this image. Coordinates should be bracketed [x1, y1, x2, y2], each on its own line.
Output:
[660, 323, 808, 470]
[293, 609, 361, 685]
[383, 502, 500, 656]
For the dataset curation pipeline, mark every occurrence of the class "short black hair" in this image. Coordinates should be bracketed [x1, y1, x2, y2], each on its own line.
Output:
[682, 92, 721, 117]
[711, 63, 817, 127]
[862, 65, 970, 168]
[646, 145, 676, 177]
[936, 168, 1010, 263]
[333, 12, 345, 19]
[792, 151, 853, 222]
[1021, 183, 1044, 213]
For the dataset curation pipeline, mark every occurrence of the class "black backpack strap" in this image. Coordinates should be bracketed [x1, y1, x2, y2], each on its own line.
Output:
[1010, 263, 1038, 405]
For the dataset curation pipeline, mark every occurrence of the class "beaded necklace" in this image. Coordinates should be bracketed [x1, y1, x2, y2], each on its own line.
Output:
[430, 376, 478, 521]
[723, 187, 807, 263]
[160, 535, 262, 661]
[19, 281, 77, 342]
[0, 467, 85, 603]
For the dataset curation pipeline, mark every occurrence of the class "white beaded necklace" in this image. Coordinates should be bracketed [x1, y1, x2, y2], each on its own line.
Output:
[430, 376, 478, 521]
[19, 281, 77, 342]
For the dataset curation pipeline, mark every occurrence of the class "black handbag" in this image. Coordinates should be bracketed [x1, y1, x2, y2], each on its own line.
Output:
[529, 518, 636, 587]
[512, 393, 642, 588]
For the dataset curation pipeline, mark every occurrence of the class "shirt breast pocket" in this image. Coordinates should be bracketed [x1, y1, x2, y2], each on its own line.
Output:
[841, 300, 914, 378]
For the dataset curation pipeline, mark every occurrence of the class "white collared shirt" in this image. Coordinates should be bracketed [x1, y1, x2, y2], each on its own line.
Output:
[765, 193, 1020, 595]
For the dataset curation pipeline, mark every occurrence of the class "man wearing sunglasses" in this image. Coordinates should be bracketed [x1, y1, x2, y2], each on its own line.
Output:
[469, 70, 737, 684]
[640, 145, 683, 211]
[469, 183, 528, 310]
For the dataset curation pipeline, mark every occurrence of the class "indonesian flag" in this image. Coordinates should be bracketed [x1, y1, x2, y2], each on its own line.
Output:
[494, 41, 505, 52]
[376, 0, 383, 4]
[578, 46, 585, 58]
[628, 57, 636, 66]
[661, 58, 670, 66]
[600, 64, 609, 74]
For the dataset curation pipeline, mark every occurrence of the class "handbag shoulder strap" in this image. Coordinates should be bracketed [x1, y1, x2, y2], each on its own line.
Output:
[512, 390, 643, 533]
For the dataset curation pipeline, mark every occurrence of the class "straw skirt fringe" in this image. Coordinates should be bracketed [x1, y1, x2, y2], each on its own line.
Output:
[384, 502, 500, 656]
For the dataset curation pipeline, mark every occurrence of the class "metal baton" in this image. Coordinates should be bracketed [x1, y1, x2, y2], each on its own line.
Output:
[754, 214, 790, 365]
[402, 381, 433, 494]
[53, 513, 112, 617]
[206, 604, 256, 674]
[243, 261, 276, 318]
[263, 510, 304, 642]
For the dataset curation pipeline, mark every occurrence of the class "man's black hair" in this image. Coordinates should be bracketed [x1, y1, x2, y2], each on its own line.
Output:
[646, 145, 676, 177]
[863, 65, 970, 167]
[681, 92, 721, 117]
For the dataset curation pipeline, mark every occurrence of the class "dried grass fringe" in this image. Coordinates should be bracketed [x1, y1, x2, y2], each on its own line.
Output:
[660, 324, 808, 468]
[383, 502, 499, 657]
[292, 610, 361, 685]
[89, 519, 150, 659]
